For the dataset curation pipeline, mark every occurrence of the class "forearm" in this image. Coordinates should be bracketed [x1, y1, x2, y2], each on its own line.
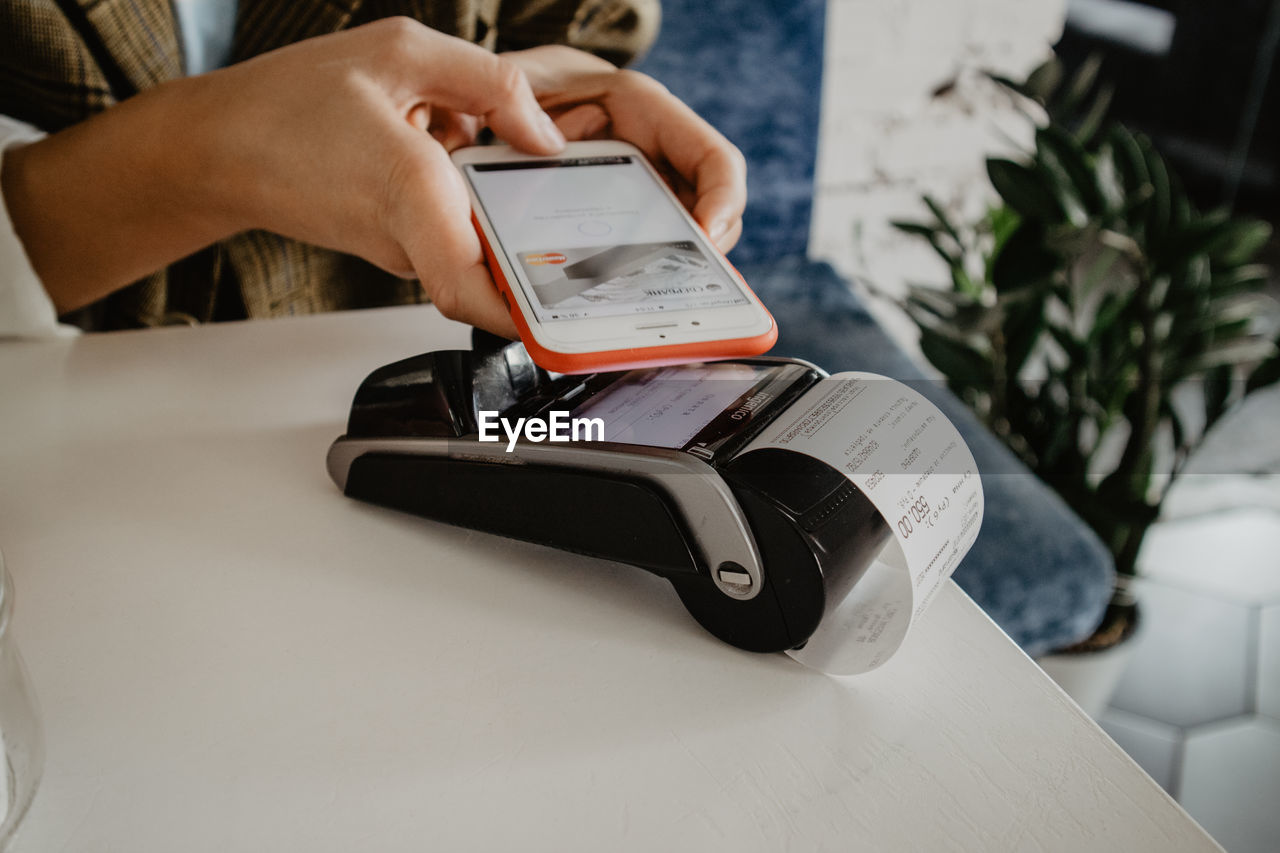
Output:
[0, 19, 566, 329]
[0, 78, 242, 315]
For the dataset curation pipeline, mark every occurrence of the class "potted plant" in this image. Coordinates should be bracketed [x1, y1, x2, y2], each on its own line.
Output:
[892, 56, 1279, 712]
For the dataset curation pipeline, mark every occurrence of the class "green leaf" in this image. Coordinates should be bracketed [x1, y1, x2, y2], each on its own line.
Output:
[1162, 209, 1232, 265]
[985, 205, 1022, 281]
[924, 195, 963, 245]
[1092, 142, 1125, 212]
[1002, 298, 1047, 374]
[1206, 219, 1273, 267]
[1078, 245, 1129, 306]
[892, 220, 962, 268]
[1201, 317, 1252, 342]
[1023, 56, 1064, 104]
[1187, 338, 1278, 373]
[1058, 53, 1104, 118]
[1141, 137, 1172, 246]
[903, 293, 950, 328]
[1088, 292, 1132, 346]
[1095, 469, 1160, 525]
[890, 220, 938, 238]
[917, 325, 992, 382]
[1047, 323, 1085, 362]
[1202, 293, 1274, 327]
[1108, 124, 1150, 207]
[1040, 413, 1079, 472]
[1208, 264, 1271, 298]
[1171, 185, 1193, 229]
[1037, 125, 1105, 218]
[950, 265, 983, 300]
[905, 284, 982, 317]
[987, 204, 1022, 245]
[992, 222, 1058, 292]
[1074, 82, 1115, 149]
[987, 158, 1065, 224]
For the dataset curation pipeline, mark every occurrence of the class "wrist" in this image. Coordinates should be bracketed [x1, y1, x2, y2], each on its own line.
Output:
[135, 75, 255, 239]
[2, 77, 250, 313]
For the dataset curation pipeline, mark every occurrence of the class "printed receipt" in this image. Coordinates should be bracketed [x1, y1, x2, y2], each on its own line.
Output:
[742, 372, 984, 676]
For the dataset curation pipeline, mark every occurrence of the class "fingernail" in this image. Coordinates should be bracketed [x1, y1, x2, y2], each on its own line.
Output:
[708, 217, 731, 243]
[539, 112, 566, 150]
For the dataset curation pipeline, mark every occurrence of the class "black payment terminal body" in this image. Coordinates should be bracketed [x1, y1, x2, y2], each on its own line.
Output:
[327, 336, 891, 653]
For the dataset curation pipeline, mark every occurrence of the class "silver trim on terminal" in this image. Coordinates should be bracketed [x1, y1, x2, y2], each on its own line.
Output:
[745, 354, 825, 374]
[326, 436, 765, 600]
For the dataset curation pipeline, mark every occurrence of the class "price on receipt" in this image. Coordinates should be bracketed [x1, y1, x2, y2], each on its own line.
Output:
[896, 496, 931, 539]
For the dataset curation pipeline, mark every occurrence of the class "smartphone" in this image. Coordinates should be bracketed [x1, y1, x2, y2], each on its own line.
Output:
[452, 140, 777, 374]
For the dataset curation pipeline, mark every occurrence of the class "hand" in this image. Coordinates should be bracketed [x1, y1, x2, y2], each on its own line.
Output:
[501, 46, 748, 253]
[2, 18, 563, 333]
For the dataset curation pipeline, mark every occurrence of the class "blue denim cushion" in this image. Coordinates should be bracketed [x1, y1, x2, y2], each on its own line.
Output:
[636, 1, 1114, 653]
[634, 0, 824, 264]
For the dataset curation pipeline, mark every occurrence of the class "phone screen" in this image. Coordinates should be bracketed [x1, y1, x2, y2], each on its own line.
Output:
[568, 361, 806, 458]
[464, 156, 750, 324]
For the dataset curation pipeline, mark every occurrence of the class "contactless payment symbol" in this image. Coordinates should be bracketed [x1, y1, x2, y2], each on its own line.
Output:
[525, 252, 568, 266]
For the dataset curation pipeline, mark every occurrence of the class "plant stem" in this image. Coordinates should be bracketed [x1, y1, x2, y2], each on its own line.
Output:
[1110, 266, 1162, 575]
[991, 322, 1009, 429]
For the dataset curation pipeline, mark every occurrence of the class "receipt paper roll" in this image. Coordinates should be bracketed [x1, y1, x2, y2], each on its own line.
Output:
[740, 372, 984, 676]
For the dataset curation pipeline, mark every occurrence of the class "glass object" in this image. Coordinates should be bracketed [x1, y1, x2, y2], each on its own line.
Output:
[0, 550, 42, 850]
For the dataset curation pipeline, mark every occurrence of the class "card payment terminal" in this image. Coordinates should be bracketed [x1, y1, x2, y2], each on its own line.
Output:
[327, 336, 894, 654]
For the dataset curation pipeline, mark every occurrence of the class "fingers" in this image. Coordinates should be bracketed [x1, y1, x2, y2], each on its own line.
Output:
[365, 27, 747, 331]
[381, 133, 517, 336]
[370, 18, 565, 155]
[548, 103, 611, 141]
[611, 78, 747, 241]
[410, 217, 518, 337]
[689, 146, 748, 249]
[500, 52, 748, 246]
[502, 44, 616, 94]
[708, 216, 743, 254]
[428, 110, 482, 152]
[435, 263, 520, 338]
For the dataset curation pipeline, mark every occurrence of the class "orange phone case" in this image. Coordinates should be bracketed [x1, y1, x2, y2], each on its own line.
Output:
[471, 213, 777, 375]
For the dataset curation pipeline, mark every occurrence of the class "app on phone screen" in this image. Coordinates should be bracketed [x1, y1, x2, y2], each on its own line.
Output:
[465, 157, 749, 323]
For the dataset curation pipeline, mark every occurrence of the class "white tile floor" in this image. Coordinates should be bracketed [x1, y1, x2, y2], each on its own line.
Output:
[1105, 578, 1255, 730]
[1179, 719, 1280, 853]
[1093, 386, 1280, 853]
[1261, 607, 1280, 718]
[1096, 476, 1280, 853]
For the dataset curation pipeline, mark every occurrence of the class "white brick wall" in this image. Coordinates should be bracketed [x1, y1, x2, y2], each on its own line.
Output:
[811, 0, 1068, 355]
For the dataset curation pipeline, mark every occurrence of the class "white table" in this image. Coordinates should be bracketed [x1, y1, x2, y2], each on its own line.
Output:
[0, 306, 1220, 852]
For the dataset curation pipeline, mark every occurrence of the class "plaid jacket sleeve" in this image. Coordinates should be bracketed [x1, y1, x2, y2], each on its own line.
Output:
[0, 1, 117, 132]
[494, 0, 660, 66]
